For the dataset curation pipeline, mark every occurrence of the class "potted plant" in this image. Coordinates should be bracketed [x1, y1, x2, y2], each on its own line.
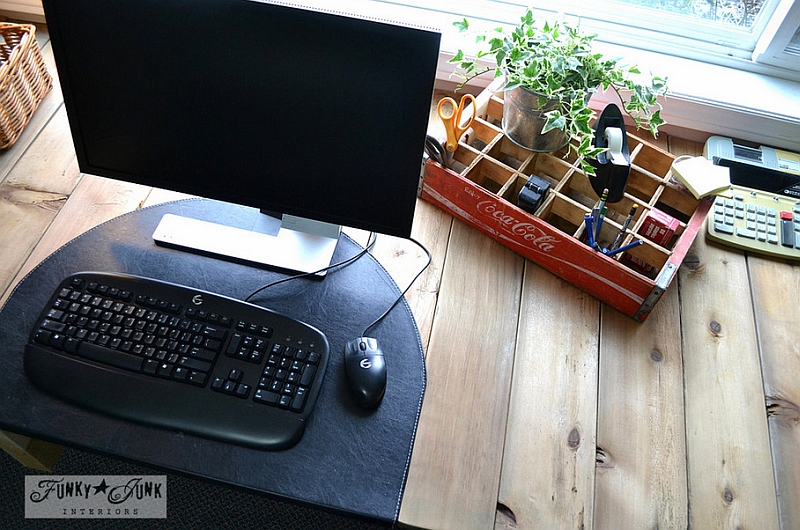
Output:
[450, 9, 668, 175]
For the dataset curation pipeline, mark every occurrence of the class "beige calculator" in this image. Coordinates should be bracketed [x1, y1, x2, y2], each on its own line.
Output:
[706, 185, 800, 261]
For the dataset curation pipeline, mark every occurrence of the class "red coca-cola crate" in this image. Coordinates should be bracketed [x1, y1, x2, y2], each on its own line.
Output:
[421, 85, 711, 321]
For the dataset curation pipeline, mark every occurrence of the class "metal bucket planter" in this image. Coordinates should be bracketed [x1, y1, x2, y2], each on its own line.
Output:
[502, 85, 568, 153]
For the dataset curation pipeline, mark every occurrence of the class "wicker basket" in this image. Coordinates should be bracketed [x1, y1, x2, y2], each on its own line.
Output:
[0, 23, 52, 150]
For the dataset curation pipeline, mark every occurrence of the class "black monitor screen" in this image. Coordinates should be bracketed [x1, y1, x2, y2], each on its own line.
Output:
[43, 0, 441, 238]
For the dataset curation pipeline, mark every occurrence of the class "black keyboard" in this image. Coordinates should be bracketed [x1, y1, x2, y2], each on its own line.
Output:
[24, 272, 330, 450]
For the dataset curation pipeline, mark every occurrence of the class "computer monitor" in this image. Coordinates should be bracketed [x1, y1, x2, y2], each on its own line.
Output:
[42, 0, 441, 274]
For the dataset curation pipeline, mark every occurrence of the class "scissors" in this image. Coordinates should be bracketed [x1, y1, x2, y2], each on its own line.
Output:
[424, 135, 451, 168]
[437, 94, 476, 154]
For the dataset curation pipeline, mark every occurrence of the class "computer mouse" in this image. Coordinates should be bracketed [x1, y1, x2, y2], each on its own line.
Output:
[344, 337, 386, 410]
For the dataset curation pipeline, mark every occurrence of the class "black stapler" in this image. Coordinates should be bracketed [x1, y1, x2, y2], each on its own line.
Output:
[589, 104, 631, 203]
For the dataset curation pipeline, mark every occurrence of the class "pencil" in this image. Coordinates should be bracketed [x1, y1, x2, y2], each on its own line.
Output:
[594, 188, 608, 241]
[611, 204, 638, 250]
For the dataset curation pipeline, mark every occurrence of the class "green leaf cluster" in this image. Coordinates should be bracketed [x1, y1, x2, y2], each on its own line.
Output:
[450, 10, 668, 174]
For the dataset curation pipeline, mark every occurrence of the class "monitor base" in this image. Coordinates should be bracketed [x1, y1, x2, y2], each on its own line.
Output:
[152, 212, 340, 276]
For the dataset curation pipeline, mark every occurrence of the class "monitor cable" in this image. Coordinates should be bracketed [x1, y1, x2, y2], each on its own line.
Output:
[244, 233, 432, 335]
[360, 236, 431, 337]
[244, 231, 378, 303]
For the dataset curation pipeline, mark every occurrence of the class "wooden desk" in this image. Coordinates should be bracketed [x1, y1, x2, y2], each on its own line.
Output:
[2, 28, 799, 530]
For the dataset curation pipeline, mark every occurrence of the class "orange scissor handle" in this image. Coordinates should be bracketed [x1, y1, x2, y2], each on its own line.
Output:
[437, 94, 476, 153]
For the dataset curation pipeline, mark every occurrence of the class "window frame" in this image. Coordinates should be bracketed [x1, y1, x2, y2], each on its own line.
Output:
[752, 0, 800, 70]
[380, 0, 800, 80]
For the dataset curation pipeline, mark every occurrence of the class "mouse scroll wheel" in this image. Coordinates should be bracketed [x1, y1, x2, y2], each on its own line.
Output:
[359, 341, 367, 351]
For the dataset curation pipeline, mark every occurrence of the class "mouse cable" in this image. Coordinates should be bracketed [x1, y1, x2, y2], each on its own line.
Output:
[361, 236, 432, 338]
[244, 231, 377, 303]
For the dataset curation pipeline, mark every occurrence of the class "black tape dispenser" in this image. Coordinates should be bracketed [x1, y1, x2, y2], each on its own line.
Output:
[589, 104, 630, 203]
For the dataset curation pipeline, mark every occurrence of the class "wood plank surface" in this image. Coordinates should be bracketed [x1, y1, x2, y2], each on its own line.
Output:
[593, 285, 688, 529]
[1, 174, 153, 308]
[748, 255, 800, 529]
[679, 235, 780, 529]
[399, 219, 524, 530]
[0, 104, 79, 301]
[0, 430, 62, 471]
[496, 263, 600, 529]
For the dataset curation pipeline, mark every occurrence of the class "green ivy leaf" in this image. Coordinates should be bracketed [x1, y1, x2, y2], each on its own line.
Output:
[542, 114, 566, 134]
[449, 49, 465, 63]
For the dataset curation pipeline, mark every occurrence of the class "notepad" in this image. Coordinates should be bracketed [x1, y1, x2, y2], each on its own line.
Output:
[670, 156, 731, 199]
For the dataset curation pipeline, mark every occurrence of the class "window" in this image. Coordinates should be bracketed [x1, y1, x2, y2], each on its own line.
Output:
[364, 0, 800, 79]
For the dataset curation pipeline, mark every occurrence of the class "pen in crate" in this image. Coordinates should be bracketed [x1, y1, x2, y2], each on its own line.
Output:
[583, 192, 643, 257]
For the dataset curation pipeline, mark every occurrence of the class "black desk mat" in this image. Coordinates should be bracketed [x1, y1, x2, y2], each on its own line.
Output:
[0, 199, 426, 523]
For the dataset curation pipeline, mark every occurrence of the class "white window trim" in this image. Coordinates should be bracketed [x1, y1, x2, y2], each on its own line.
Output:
[753, 0, 800, 69]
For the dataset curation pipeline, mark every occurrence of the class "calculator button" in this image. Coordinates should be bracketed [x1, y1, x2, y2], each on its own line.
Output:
[736, 227, 757, 239]
[781, 214, 795, 247]
[714, 223, 734, 235]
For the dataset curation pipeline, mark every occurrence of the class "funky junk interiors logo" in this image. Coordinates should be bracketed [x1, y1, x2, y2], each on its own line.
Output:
[25, 475, 167, 519]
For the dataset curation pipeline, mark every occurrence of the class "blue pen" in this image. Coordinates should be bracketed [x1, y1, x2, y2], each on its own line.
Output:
[595, 205, 607, 243]
[604, 239, 643, 257]
[584, 214, 595, 249]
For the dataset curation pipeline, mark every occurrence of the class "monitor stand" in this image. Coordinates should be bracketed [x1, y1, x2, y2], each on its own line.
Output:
[152, 210, 340, 276]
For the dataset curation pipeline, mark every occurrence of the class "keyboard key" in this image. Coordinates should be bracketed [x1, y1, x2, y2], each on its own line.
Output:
[157, 363, 175, 378]
[41, 320, 66, 334]
[300, 364, 316, 387]
[189, 346, 217, 362]
[77, 341, 144, 372]
[187, 371, 207, 386]
[291, 387, 308, 412]
[177, 356, 212, 373]
[142, 360, 159, 374]
[254, 389, 279, 405]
